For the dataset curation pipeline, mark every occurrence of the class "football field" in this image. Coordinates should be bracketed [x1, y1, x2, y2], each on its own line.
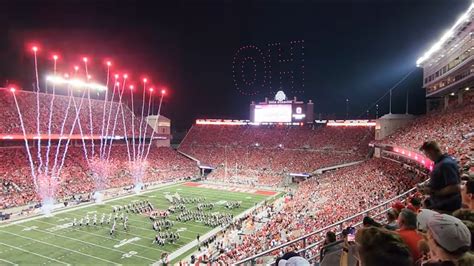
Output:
[0, 183, 276, 265]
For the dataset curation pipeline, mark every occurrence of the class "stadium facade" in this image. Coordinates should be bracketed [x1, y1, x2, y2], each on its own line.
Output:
[417, 3, 474, 111]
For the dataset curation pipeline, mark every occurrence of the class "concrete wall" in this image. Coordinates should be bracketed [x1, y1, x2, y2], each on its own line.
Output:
[375, 114, 415, 140]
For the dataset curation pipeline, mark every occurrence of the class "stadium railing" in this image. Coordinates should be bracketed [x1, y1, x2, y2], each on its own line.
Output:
[233, 185, 418, 265]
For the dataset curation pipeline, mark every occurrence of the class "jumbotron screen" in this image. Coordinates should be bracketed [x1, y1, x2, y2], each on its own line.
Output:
[254, 104, 292, 123]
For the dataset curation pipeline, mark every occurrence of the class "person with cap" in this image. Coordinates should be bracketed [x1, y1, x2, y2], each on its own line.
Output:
[397, 208, 424, 264]
[276, 251, 310, 266]
[416, 210, 473, 266]
[418, 141, 462, 213]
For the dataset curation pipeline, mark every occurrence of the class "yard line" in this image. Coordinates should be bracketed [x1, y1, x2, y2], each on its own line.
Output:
[0, 258, 18, 266]
[33, 219, 169, 253]
[0, 242, 69, 265]
[0, 183, 181, 228]
[0, 230, 119, 265]
[54, 212, 194, 242]
[63, 204, 206, 235]
[91, 205, 208, 232]
[10, 224, 157, 262]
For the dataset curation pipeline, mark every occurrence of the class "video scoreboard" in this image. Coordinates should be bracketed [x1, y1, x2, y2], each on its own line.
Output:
[250, 91, 314, 124]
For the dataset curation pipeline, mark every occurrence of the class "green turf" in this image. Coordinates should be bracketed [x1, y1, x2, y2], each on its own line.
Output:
[0, 183, 272, 265]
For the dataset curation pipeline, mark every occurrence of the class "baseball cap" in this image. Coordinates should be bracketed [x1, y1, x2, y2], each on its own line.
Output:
[418, 211, 471, 252]
[286, 256, 310, 266]
[416, 209, 439, 232]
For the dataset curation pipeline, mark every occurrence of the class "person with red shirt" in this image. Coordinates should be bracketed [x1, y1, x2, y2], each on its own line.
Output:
[397, 208, 424, 265]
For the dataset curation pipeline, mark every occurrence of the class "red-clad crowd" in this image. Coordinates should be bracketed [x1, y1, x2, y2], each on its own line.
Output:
[378, 104, 474, 170]
[179, 125, 374, 185]
[213, 158, 423, 264]
[0, 145, 196, 209]
[0, 88, 151, 137]
[181, 125, 373, 151]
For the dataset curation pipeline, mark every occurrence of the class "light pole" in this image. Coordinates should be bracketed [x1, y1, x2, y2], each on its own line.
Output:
[345, 98, 349, 119]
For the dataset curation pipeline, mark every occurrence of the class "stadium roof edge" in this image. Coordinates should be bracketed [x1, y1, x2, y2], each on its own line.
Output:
[416, 2, 474, 67]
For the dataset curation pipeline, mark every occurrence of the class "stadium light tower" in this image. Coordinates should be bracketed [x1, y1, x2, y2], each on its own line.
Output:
[389, 89, 392, 114]
[345, 98, 349, 119]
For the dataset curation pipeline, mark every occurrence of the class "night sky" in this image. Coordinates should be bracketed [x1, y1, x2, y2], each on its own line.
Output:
[0, 0, 470, 130]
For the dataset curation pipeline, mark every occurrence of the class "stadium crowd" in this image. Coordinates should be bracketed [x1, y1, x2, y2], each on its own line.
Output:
[0, 146, 196, 209]
[212, 158, 423, 263]
[179, 125, 374, 186]
[378, 104, 474, 171]
[1, 87, 473, 266]
[0, 88, 151, 137]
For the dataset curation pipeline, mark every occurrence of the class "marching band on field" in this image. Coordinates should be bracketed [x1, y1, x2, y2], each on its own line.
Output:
[70, 195, 240, 247]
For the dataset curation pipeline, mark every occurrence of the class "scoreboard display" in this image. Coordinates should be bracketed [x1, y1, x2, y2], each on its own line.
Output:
[254, 104, 292, 123]
[250, 95, 313, 124]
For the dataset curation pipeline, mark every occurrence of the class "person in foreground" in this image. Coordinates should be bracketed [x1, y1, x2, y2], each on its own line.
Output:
[417, 210, 473, 266]
[397, 208, 424, 264]
[418, 141, 462, 213]
[340, 226, 413, 266]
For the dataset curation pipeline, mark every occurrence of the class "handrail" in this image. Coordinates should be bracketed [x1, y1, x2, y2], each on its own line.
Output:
[233, 185, 419, 265]
[305, 205, 396, 263]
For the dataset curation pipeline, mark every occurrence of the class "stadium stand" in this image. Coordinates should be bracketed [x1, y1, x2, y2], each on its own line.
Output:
[0, 146, 196, 209]
[0, 87, 473, 266]
[211, 158, 423, 264]
[179, 125, 374, 186]
[0, 88, 150, 137]
[377, 104, 474, 172]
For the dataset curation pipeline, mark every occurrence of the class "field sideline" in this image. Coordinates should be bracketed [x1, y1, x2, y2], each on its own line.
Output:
[0, 183, 275, 265]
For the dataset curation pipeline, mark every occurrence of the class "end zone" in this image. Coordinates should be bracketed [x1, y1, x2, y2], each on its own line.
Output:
[183, 182, 278, 196]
